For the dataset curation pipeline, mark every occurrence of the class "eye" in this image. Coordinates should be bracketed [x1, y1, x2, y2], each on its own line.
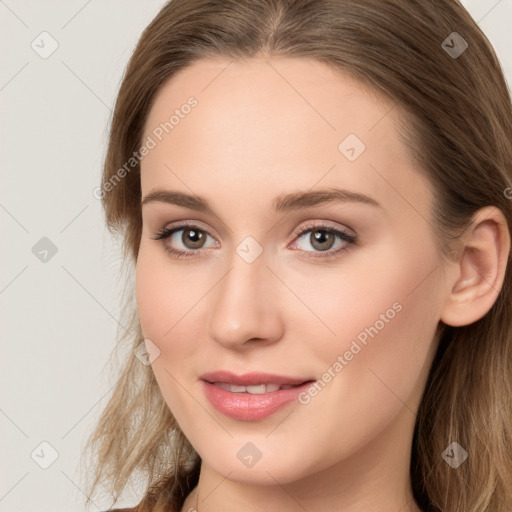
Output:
[290, 222, 357, 259]
[151, 220, 357, 260]
[151, 222, 218, 258]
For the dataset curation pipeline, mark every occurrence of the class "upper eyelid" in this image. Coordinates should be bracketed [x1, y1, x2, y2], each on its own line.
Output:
[158, 219, 217, 237]
[294, 221, 355, 237]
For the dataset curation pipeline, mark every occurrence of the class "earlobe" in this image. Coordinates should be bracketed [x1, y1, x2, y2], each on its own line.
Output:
[440, 206, 511, 327]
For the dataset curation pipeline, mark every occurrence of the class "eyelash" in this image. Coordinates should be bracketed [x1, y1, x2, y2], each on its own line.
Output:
[151, 221, 357, 260]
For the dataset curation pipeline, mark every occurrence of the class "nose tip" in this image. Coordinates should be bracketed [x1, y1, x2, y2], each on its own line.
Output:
[207, 258, 284, 349]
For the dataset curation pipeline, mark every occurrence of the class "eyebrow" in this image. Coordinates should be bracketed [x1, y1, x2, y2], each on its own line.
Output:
[141, 187, 381, 213]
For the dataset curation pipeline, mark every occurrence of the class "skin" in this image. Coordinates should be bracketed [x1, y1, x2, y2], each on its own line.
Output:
[135, 57, 510, 512]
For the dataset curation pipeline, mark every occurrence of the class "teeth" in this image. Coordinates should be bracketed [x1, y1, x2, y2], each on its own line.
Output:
[246, 384, 271, 394]
[214, 382, 286, 393]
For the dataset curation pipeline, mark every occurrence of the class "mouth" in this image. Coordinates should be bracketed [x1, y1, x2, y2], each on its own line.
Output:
[200, 371, 317, 421]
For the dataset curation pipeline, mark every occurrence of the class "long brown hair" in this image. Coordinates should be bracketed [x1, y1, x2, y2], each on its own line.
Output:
[81, 1, 512, 511]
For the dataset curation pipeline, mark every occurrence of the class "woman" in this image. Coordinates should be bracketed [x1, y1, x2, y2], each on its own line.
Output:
[82, 1, 512, 511]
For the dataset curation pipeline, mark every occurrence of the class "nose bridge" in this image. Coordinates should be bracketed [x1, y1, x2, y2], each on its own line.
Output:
[207, 246, 283, 348]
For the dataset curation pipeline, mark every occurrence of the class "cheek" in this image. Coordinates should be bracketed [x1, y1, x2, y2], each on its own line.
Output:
[302, 237, 441, 414]
[135, 246, 202, 418]
[135, 246, 167, 341]
[284, 244, 441, 465]
[135, 242, 215, 361]
[135, 244, 186, 349]
[288, 238, 437, 346]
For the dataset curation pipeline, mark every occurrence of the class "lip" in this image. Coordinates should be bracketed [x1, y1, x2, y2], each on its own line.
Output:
[200, 371, 316, 421]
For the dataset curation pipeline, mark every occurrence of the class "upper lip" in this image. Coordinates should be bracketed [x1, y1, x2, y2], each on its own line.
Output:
[200, 370, 315, 386]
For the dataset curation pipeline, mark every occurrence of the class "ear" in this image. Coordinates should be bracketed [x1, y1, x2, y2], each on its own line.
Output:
[440, 206, 511, 327]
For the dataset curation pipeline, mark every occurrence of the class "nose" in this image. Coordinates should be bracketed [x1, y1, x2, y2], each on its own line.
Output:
[207, 249, 284, 349]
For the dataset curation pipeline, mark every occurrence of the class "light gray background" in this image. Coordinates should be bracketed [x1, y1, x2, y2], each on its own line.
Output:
[1, 1, 511, 511]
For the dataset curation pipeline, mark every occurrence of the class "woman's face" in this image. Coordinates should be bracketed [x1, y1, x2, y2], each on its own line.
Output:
[136, 57, 446, 487]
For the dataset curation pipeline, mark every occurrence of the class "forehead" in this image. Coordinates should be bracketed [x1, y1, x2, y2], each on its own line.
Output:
[143, 56, 388, 150]
[140, 57, 432, 221]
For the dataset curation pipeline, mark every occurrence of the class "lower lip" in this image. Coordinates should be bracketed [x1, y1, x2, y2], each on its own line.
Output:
[202, 380, 315, 421]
